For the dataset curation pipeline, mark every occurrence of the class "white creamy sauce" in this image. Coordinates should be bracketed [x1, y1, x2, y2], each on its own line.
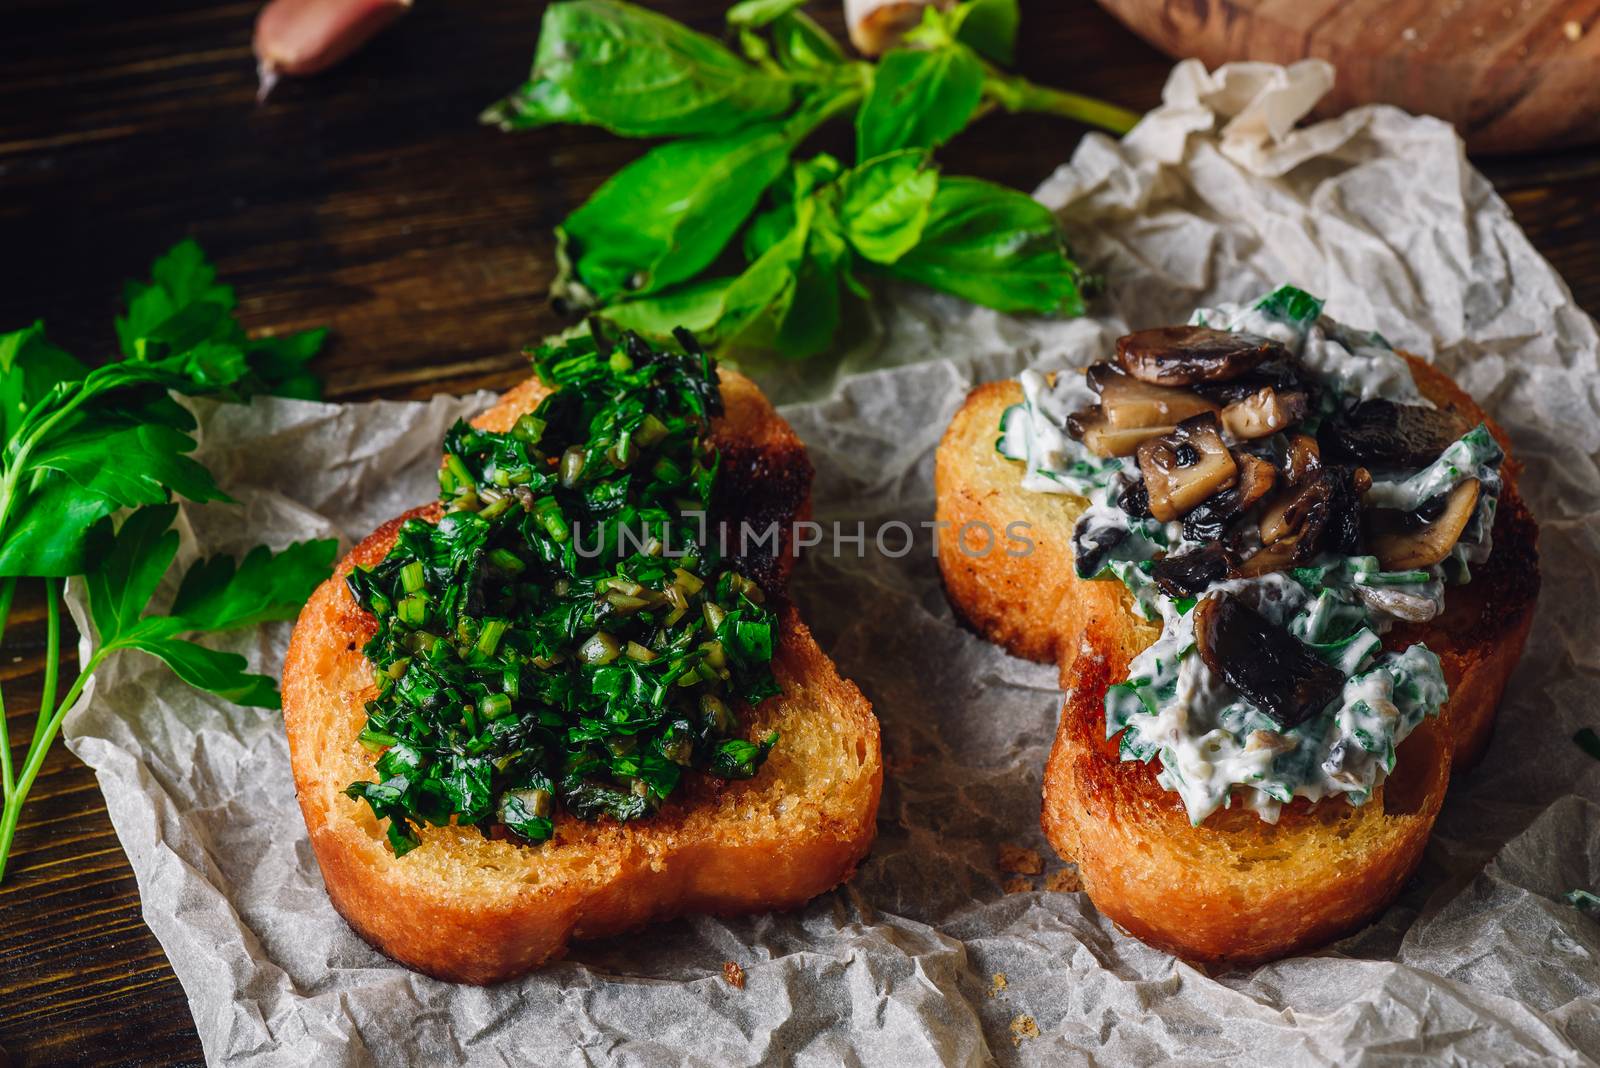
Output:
[1001, 286, 1497, 824]
[1000, 369, 1114, 496]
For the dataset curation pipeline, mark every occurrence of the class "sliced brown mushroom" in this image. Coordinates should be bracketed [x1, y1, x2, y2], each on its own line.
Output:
[1365, 478, 1480, 570]
[1135, 413, 1238, 522]
[1072, 515, 1129, 579]
[1322, 400, 1470, 469]
[1181, 452, 1279, 543]
[1087, 363, 1219, 429]
[1117, 326, 1287, 387]
[1284, 433, 1322, 485]
[1220, 387, 1310, 440]
[1193, 594, 1346, 731]
[1242, 465, 1368, 576]
[1193, 357, 1311, 404]
[1066, 405, 1174, 457]
[1151, 544, 1238, 597]
[1117, 478, 1152, 519]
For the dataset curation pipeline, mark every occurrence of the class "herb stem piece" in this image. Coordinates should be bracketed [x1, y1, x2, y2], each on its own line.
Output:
[0, 648, 103, 883]
[37, 579, 60, 743]
[0, 577, 15, 802]
[986, 72, 1139, 135]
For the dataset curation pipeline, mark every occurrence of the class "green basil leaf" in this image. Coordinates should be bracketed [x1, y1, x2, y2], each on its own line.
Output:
[557, 121, 799, 304]
[855, 46, 984, 159]
[882, 176, 1084, 316]
[122, 632, 281, 708]
[0, 322, 87, 442]
[715, 207, 811, 340]
[602, 152, 855, 355]
[597, 277, 739, 338]
[768, 10, 847, 69]
[950, 0, 1018, 64]
[773, 221, 848, 357]
[726, 0, 806, 28]
[838, 150, 939, 264]
[743, 153, 843, 262]
[484, 0, 793, 137]
[168, 538, 339, 632]
[82, 505, 181, 644]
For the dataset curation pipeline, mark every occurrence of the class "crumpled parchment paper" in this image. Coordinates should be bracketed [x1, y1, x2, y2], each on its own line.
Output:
[63, 59, 1600, 1066]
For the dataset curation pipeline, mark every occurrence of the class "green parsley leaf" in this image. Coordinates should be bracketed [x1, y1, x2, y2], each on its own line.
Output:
[116, 238, 329, 400]
[31, 422, 228, 510]
[169, 540, 339, 632]
[80, 506, 336, 710]
[0, 322, 87, 442]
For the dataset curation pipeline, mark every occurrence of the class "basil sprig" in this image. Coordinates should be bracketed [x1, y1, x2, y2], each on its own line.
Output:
[487, 0, 1137, 358]
[0, 242, 337, 883]
[344, 329, 781, 856]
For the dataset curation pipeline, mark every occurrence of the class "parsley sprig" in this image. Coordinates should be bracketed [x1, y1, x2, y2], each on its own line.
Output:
[486, 0, 1137, 357]
[344, 329, 781, 856]
[0, 242, 337, 884]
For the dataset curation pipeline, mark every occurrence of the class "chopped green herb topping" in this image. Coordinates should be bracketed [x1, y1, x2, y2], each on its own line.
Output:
[344, 329, 781, 856]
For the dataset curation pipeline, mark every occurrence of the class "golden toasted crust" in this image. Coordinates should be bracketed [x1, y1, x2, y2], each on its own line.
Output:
[935, 354, 1539, 966]
[282, 371, 880, 984]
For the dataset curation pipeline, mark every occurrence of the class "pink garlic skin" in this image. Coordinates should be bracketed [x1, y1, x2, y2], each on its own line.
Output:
[254, 0, 412, 100]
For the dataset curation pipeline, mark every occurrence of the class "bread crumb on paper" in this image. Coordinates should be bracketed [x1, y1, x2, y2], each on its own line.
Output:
[1010, 1014, 1040, 1046]
[1044, 867, 1082, 893]
[722, 961, 745, 989]
[989, 972, 1008, 998]
[1002, 876, 1033, 895]
[998, 844, 1043, 875]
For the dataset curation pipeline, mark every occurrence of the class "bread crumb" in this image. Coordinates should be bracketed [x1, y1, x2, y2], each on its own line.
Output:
[989, 972, 1008, 998]
[1002, 875, 1033, 894]
[997, 844, 1043, 875]
[1010, 1014, 1040, 1046]
[1044, 867, 1081, 893]
[1564, 19, 1583, 41]
[722, 961, 745, 989]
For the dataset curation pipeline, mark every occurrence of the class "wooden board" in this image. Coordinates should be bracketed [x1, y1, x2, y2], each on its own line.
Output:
[1096, 0, 1600, 153]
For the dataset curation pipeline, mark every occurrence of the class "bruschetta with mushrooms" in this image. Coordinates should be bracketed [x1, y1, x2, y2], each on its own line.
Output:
[935, 286, 1539, 966]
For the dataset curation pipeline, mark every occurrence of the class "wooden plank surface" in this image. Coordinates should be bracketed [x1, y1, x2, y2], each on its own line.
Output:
[0, 1, 1596, 1065]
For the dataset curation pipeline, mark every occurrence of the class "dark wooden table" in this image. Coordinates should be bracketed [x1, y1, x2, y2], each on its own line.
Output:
[1, 1, 1596, 1064]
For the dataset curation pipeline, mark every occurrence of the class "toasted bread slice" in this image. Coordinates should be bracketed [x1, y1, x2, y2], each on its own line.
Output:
[282, 371, 882, 984]
[935, 355, 1538, 966]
